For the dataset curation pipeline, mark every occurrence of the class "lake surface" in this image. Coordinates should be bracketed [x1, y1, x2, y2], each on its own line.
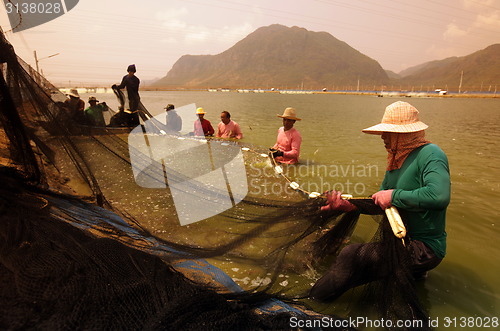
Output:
[82, 91, 500, 328]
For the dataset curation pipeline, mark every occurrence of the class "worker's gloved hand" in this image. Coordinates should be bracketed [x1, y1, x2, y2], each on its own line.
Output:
[111, 84, 118, 89]
[269, 148, 284, 158]
[272, 150, 284, 158]
[372, 189, 394, 209]
[320, 191, 356, 212]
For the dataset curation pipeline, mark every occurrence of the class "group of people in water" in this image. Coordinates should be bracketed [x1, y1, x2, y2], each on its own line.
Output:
[62, 65, 450, 302]
[167, 98, 450, 304]
[61, 64, 248, 140]
[192, 107, 243, 140]
[63, 89, 108, 127]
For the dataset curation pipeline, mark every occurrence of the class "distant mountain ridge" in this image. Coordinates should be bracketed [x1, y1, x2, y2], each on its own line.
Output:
[397, 44, 500, 90]
[154, 24, 389, 89]
[153, 25, 499, 91]
[398, 57, 458, 77]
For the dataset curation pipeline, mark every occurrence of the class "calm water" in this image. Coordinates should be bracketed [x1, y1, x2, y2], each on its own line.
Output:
[83, 91, 500, 328]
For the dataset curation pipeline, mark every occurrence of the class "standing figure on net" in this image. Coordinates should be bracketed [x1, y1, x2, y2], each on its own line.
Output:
[112, 64, 140, 127]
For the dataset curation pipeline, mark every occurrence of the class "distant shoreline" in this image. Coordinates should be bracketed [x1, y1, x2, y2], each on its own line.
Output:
[58, 87, 499, 98]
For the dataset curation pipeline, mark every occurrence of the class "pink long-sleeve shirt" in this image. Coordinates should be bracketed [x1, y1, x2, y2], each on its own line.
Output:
[272, 127, 302, 164]
[216, 120, 243, 139]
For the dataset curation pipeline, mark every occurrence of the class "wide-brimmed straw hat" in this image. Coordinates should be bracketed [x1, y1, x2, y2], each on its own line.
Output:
[277, 107, 301, 121]
[362, 101, 428, 134]
[196, 107, 206, 114]
[88, 96, 98, 103]
[66, 89, 80, 98]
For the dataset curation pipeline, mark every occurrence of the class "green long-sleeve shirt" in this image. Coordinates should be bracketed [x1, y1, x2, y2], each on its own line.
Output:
[380, 143, 450, 258]
[84, 104, 106, 127]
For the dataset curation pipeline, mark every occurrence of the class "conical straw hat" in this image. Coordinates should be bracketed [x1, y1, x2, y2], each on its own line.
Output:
[362, 101, 427, 134]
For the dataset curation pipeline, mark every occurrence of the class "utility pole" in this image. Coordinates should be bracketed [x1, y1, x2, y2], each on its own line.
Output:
[34, 50, 60, 73]
[34, 50, 39, 73]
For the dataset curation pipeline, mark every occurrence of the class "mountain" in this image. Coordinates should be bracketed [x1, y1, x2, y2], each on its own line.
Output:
[142, 77, 162, 86]
[397, 44, 500, 90]
[385, 70, 400, 80]
[398, 57, 458, 77]
[154, 24, 389, 89]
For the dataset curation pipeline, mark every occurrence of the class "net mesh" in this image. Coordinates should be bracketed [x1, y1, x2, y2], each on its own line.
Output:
[0, 27, 430, 330]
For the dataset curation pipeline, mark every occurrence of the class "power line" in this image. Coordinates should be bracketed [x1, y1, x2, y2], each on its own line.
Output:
[316, 0, 500, 36]
[466, 0, 500, 11]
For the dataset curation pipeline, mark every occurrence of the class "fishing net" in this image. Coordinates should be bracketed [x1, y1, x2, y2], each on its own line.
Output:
[0, 27, 430, 330]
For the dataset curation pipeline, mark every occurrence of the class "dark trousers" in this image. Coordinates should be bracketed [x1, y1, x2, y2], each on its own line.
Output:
[129, 97, 139, 112]
[310, 240, 442, 301]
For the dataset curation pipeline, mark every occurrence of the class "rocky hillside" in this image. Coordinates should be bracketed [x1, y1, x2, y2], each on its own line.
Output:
[397, 44, 500, 90]
[154, 24, 389, 89]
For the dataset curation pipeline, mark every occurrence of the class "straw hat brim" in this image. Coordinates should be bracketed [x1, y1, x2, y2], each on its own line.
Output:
[277, 114, 301, 121]
[67, 92, 80, 98]
[362, 121, 428, 134]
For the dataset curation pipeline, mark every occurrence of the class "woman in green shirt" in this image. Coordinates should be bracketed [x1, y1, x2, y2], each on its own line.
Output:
[311, 101, 450, 301]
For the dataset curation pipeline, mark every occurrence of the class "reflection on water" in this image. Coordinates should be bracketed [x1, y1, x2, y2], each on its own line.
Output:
[81, 91, 500, 327]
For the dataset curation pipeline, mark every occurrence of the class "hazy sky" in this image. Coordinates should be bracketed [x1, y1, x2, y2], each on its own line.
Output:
[1, 0, 499, 86]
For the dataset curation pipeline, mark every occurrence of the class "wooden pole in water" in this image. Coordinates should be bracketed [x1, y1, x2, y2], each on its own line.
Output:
[459, 70, 463, 94]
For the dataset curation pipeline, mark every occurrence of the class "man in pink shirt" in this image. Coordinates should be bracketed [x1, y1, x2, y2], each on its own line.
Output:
[271, 107, 302, 164]
[216, 111, 243, 139]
